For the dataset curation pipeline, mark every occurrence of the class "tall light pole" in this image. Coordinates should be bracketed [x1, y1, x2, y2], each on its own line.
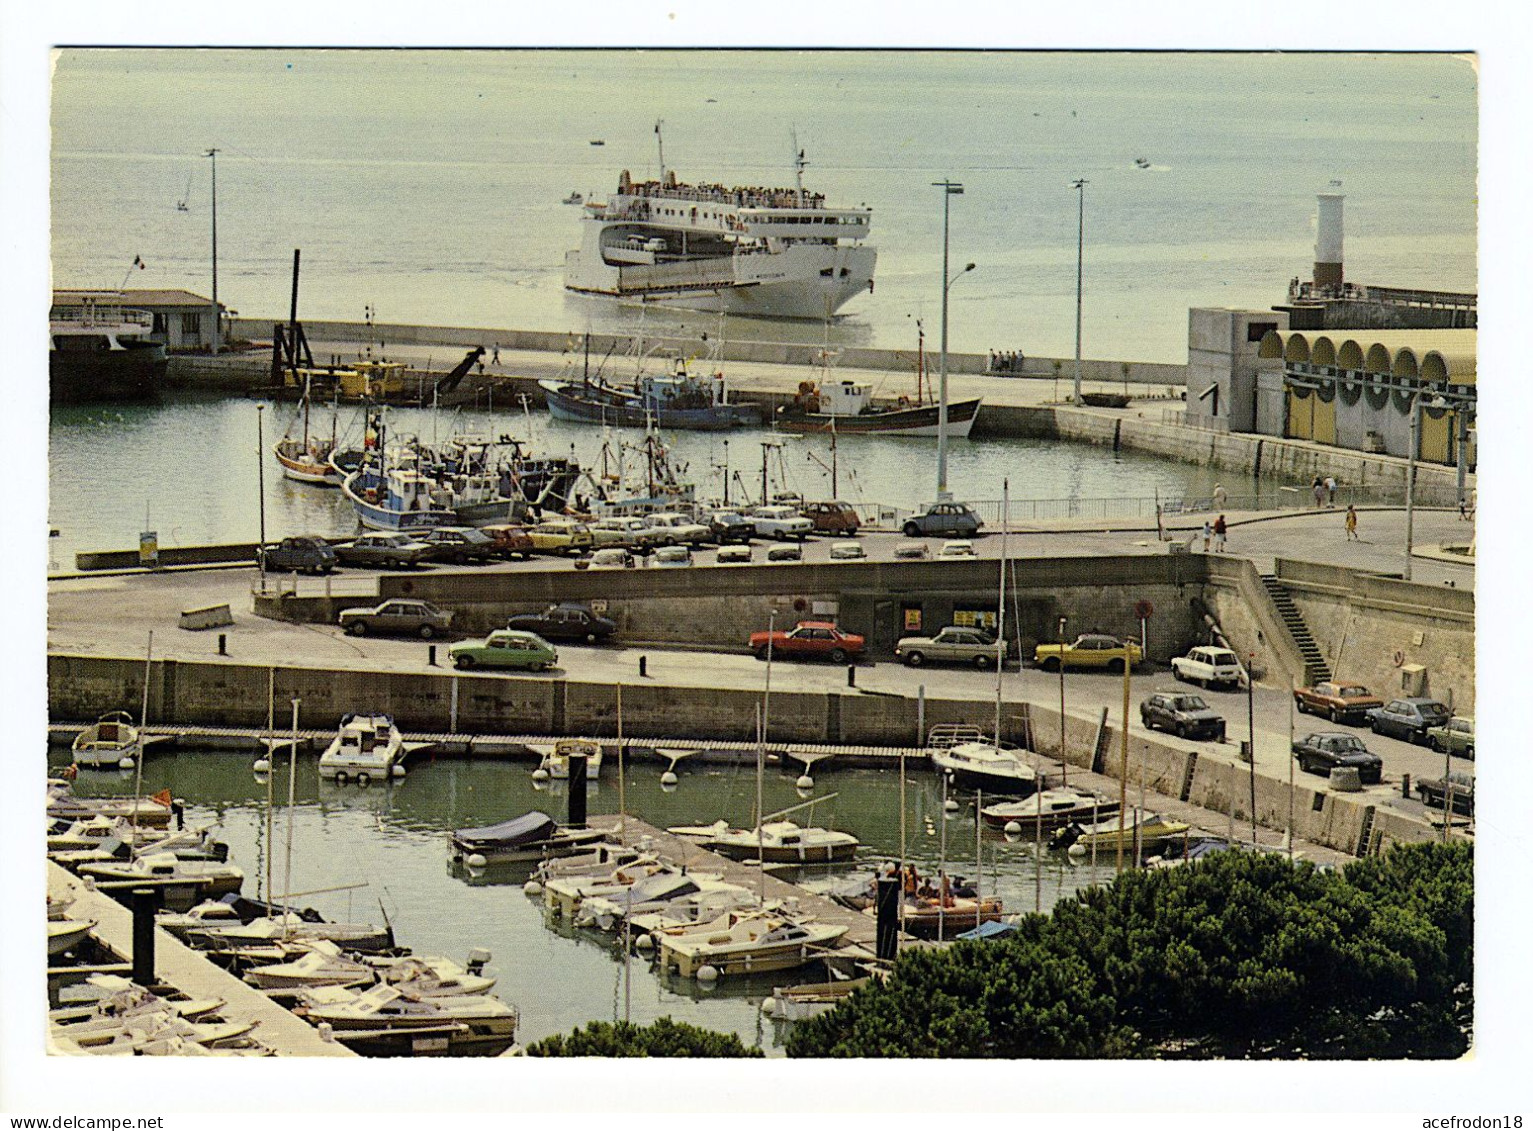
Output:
[207, 148, 221, 356]
[1404, 390, 1419, 581]
[256, 404, 267, 584]
[932, 179, 968, 500]
[1071, 178, 1088, 407]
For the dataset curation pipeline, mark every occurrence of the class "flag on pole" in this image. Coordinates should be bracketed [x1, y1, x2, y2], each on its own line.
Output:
[133, 256, 146, 269]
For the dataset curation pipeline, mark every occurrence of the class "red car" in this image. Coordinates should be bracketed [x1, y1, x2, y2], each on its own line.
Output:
[480, 523, 536, 561]
[748, 621, 865, 663]
[803, 500, 861, 536]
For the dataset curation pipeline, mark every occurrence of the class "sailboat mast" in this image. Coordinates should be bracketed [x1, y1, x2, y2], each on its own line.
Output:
[130, 632, 153, 837]
[755, 703, 765, 908]
[616, 682, 626, 844]
[265, 667, 275, 907]
[284, 696, 299, 936]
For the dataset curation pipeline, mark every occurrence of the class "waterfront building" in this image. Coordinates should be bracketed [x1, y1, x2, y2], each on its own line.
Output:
[53, 288, 224, 352]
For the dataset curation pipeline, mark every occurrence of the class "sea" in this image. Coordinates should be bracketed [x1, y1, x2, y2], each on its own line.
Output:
[49, 50, 1478, 365]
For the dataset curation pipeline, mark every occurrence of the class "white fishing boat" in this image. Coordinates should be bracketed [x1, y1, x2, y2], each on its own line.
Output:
[318, 713, 404, 784]
[70, 711, 141, 769]
[565, 125, 876, 320]
[653, 908, 848, 979]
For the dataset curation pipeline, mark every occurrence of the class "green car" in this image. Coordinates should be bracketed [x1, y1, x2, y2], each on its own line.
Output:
[449, 630, 558, 672]
[1426, 716, 1474, 759]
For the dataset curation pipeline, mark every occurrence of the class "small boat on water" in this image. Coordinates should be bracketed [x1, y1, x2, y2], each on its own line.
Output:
[767, 976, 870, 1022]
[242, 939, 374, 992]
[539, 361, 760, 431]
[898, 894, 1005, 939]
[542, 859, 674, 920]
[776, 376, 981, 438]
[318, 714, 404, 784]
[183, 912, 397, 956]
[71, 711, 141, 769]
[671, 819, 860, 864]
[980, 788, 1120, 833]
[928, 728, 1038, 796]
[48, 918, 97, 956]
[562, 190, 584, 205]
[628, 883, 770, 936]
[1049, 809, 1193, 856]
[654, 908, 848, 979]
[73, 852, 245, 912]
[528, 737, 604, 780]
[449, 811, 609, 865]
[292, 983, 518, 1057]
[47, 782, 175, 829]
[531, 842, 656, 884]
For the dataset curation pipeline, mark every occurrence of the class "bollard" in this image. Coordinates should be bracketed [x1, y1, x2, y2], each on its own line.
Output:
[427, 645, 437, 667]
[639, 655, 648, 678]
[172, 800, 185, 830]
[874, 874, 900, 961]
[847, 664, 856, 688]
[567, 755, 588, 828]
[131, 887, 159, 985]
[1401, 772, 1411, 800]
[217, 633, 227, 656]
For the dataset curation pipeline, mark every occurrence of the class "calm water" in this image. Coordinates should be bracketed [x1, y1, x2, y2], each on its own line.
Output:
[50, 51, 1476, 364]
[47, 393, 1254, 564]
[55, 747, 1120, 1053]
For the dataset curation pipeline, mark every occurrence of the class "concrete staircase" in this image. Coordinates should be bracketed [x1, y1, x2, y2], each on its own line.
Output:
[1260, 574, 1331, 685]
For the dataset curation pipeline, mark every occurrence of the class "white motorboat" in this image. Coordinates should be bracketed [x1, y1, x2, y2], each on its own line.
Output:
[979, 788, 1121, 833]
[677, 819, 860, 864]
[450, 810, 609, 865]
[364, 954, 497, 998]
[318, 714, 404, 783]
[768, 976, 870, 1022]
[564, 125, 876, 320]
[529, 737, 603, 780]
[653, 909, 848, 979]
[293, 983, 517, 1057]
[928, 731, 1039, 796]
[48, 918, 97, 956]
[574, 870, 741, 931]
[628, 883, 770, 936]
[242, 940, 375, 991]
[543, 860, 674, 921]
[73, 852, 244, 911]
[1049, 808, 1193, 855]
[70, 711, 141, 768]
[531, 842, 656, 884]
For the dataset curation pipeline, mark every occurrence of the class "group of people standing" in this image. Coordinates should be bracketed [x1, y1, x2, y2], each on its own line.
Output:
[988, 350, 1025, 375]
[1200, 514, 1228, 553]
[1311, 474, 1339, 507]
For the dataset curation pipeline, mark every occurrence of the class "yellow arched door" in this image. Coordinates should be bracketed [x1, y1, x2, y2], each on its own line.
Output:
[1287, 387, 1314, 440]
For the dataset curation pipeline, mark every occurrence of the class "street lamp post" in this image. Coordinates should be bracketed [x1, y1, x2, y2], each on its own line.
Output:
[256, 404, 266, 585]
[207, 148, 221, 356]
[1071, 178, 1088, 407]
[932, 180, 970, 500]
[1057, 616, 1068, 787]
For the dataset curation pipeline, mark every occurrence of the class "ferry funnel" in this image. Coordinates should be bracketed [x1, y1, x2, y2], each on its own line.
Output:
[1314, 191, 1344, 288]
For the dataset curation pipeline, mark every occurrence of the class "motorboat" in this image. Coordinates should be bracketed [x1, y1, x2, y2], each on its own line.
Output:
[449, 810, 608, 865]
[529, 737, 604, 780]
[48, 815, 222, 862]
[574, 870, 740, 931]
[531, 842, 657, 884]
[979, 788, 1120, 833]
[318, 714, 404, 784]
[653, 909, 849, 979]
[928, 737, 1039, 796]
[182, 913, 397, 955]
[676, 819, 860, 864]
[542, 859, 674, 921]
[1049, 809, 1193, 856]
[293, 983, 517, 1057]
[70, 712, 141, 769]
[47, 784, 174, 829]
[243, 940, 375, 992]
[897, 894, 1005, 939]
[364, 953, 497, 998]
[48, 918, 97, 956]
[73, 852, 244, 912]
[564, 125, 876, 320]
[628, 883, 770, 936]
[768, 976, 870, 1022]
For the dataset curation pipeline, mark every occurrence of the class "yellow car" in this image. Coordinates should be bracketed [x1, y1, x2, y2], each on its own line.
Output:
[526, 518, 594, 556]
[1033, 633, 1143, 673]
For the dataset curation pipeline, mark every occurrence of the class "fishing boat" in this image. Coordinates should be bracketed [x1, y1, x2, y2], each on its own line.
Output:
[528, 737, 604, 780]
[272, 368, 341, 485]
[70, 711, 141, 769]
[49, 291, 168, 404]
[449, 811, 609, 865]
[653, 908, 849, 979]
[1049, 809, 1193, 856]
[318, 713, 404, 784]
[684, 819, 860, 864]
[292, 983, 518, 1057]
[565, 125, 876, 320]
[927, 726, 1038, 796]
[979, 788, 1121, 833]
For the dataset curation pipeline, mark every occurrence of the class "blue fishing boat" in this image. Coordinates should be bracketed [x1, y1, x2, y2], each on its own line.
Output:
[539, 361, 760, 431]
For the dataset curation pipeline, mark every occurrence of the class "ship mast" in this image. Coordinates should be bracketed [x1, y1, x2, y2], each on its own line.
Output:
[654, 119, 666, 184]
[792, 129, 807, 207]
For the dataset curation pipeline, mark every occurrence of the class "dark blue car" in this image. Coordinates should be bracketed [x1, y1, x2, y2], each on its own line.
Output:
[1368, 698, 1451, 745]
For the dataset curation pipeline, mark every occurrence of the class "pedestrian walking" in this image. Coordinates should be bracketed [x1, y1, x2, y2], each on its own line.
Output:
[1311, 477, 1325, 508]
[1344, 505, 1358, 541]
[1324, 475, 1337, 507]
[492, 342, 501, 365]
[1212, 483, 1228, 508]
[1201, 519, 1212, 553]
[1212, 514, 1227, 553]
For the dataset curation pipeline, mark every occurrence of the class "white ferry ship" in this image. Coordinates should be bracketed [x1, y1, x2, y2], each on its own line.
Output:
[564, 129, 876, 320]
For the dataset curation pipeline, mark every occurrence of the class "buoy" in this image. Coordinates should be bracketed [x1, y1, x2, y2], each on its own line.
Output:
[117, 757, 136, 770]
[795, 774, 814, 790]
[660, 770, 678, 786]
[523, 879, 543, 896]
[531, 767, 550, 783]
[467, 853, 487, 868]
[944, 798, 960, 813]
[252, 758, 271, 774]
[761, 996, 777, 1015]
[1004, 820, 1023, 839]
[697, 964, 720, 983]
[1068, 842, 1087, 858]
[634, 933, 654, 952]
[392, 764, 406, 778]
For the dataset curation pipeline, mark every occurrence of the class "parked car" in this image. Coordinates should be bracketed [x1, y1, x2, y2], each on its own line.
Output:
[803, 500, 861, 536]
[1170, 646, 1243, 690]
[419, 526, 498, 564]
[893, 541, 931, 560]
[526, 518, 595, 556]
[647, 512, 714, 547]
[1140, 692, 1227, 741]
[651, 545, 693, 568]
[1034, 634, 1142, 673]
[257, 535, 337, 574]
[1291, 732, 1384, 784]
[765, 543, 803, 562]
[1426, 716, 1475, 759]
[748, 621, 866, 663]
[829, 541, 866, 560]
[338, 598, 453, 639]
[333, 532, 431, 570]
[1368, 698, 1452, 744]
[936, 539, 977, 559]
[708, 511, 756, 544]
[589, 514, 664, 549]
[749, 505, 812, 541]
[449, 630, 558, 672]
[895, 626, 1006, 669]
[902, 501, 983, 539]
[1293, 680, 1385, 724]
[575, 547, 636, 570]
[1415, 769, 1474, 816]
[479, 523, 536, 561]
[716, 544, 753, 564]
[506, 602, 617, 644]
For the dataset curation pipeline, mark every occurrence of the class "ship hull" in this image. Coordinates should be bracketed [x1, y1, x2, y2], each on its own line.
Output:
[49, 346, 167, 404]
[540, 380, 760, 431]
[776, 397, 982, 438]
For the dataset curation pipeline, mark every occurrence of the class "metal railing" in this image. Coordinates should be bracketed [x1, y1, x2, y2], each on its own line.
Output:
[251, 572, 378, 600]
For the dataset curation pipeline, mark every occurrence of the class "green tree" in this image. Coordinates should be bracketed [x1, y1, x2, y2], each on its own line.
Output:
[527, 1016, 764, 1058]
